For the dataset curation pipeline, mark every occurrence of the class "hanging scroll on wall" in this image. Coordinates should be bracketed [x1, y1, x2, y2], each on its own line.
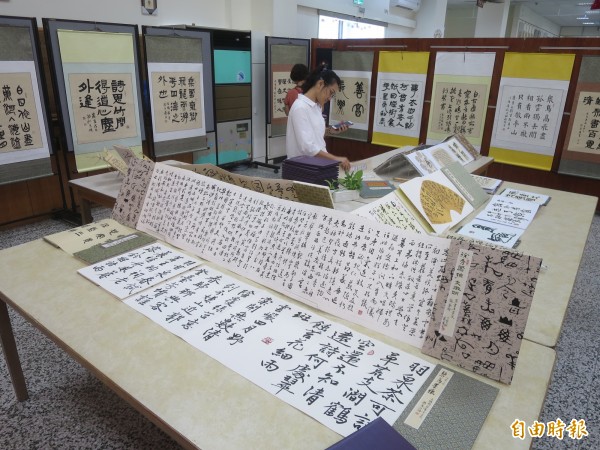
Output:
[44, 20, 145, 173]
[558, 56, 600, 180]
[148, 63, 205, 141]
[426, 52, 495, 151]
[372, 51, 429, 148]
[0, 16, 53, 185]
[144, 28, 215, 160]
[265, 38, 310, 161]
[489, 52, 575, 171]
[331, 51, 374, 142]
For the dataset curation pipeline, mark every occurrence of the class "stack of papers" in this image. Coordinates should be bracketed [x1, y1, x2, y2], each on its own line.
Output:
[472, 174, 503, 194]
[282, 156, 339, 186]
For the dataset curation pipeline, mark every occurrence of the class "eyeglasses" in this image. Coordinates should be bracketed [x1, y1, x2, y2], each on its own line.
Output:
[325, 86, 337, 99]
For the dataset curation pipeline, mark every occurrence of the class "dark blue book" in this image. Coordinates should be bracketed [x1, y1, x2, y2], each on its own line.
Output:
[326, 418, 416, 450]
[283, 156, 340, 169]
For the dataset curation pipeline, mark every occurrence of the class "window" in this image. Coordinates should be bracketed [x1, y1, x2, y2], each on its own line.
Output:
[318, 12, 386, 39]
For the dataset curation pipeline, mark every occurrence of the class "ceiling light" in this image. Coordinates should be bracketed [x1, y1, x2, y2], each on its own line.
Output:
[582, 21, 595, 24]
[585, 10, 600, 13]
[577, 2, 592, 5]
[576, 16, 589, 19]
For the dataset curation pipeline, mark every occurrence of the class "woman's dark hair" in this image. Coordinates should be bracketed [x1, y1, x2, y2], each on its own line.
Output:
[302, 65, 342, 93]
[290, 63, 309, 83]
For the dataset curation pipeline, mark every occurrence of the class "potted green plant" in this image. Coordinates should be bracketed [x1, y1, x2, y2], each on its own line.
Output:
[327, 170, 363, 202]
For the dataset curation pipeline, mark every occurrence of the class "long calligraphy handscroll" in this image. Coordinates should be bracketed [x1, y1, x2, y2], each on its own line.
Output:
[490, 52, 575, 171]
[123, 265, 435, 437]
[372, 51, 429, 148]
[426, 52, 495, 151]
[135, 163, 451, 349]
[111, 161, 545, 383]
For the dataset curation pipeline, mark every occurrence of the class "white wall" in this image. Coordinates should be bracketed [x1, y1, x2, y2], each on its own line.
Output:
[444, 6, 477, 38]
[272, 0, 419, 38]
[0, 0, 230, 29]
[507, 4, 560, 37]
[412, 0, 447, 38]
[474, 1, 510, 38]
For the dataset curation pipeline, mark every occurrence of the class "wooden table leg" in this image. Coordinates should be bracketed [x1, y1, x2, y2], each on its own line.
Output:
[0, 299, 29, 401]
[79, 197, 94, 225]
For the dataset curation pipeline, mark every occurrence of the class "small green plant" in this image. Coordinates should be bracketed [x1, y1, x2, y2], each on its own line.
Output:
[338, 170, 363, 190]
[325, 179, 339, 190]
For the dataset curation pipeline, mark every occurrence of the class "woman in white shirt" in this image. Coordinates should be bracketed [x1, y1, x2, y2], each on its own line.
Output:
[286, 67, 351, 172]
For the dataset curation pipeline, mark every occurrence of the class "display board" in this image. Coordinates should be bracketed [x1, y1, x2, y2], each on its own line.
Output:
[44, 19, 145, 173]
[310, 38, 600, 204]
[143, 27, 215, 159]
[372, 51, 429, 149]
[265, 37, 310, 162]
[331, 51, 374, 143]
[426, 52, 495, 150]
[489, 52, 575, 171]
[558, 55, 600, 180]
[212, 29, 253, 166]
[0, 16, 53, 185]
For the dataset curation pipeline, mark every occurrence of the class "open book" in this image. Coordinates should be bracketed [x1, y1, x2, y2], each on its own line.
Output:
[404, 135, 479, 176]
[354, 163, 486, 235]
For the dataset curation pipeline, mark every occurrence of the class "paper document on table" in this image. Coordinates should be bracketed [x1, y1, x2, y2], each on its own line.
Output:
[78, 242, 201, 299]
[123, 265, 435, 437]
[44, 218, 134, 255]
[456, 218, 523, 249]
[353, 191, 427, 234]
[499, 188, 551, 206]
[398, 170, 474, 235]
[422, 240, 542, 384]
[476, 195, 539, 230]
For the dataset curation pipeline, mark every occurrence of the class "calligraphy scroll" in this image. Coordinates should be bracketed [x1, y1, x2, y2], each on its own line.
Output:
[0, 19, 54, 184]
[67, 72, 138, 144]
[272, 69, 294, 120]
[111, 158, 155, 228]
[148, 62, 206, 141]
[0, 69, 44, 154]
[268, 40, 309, 139]
[372, 51, 429, 148]
[78, 242, 201, 299]
[57, 29, 144, 172]
[422, 240, 542, 384]
[181, 163, 298, 201]
[330, 71, 371, 132]
[426, 53, 495, 150]
[559, 56, 600, 179]
[124, 265, 435, 436]
[490, 52, 575, 171]
[331, 51, 374, 142]
[132, 163, 451, 348]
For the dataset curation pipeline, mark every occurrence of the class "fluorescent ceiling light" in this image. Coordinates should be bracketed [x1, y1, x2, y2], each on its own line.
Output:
[583, 21, 595, 24]
[577, 16, 589, 19]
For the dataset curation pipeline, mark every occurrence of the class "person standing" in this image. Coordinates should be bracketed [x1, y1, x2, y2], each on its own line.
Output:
[284, 63, 309, 116]
[286, 67, 351, 172]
